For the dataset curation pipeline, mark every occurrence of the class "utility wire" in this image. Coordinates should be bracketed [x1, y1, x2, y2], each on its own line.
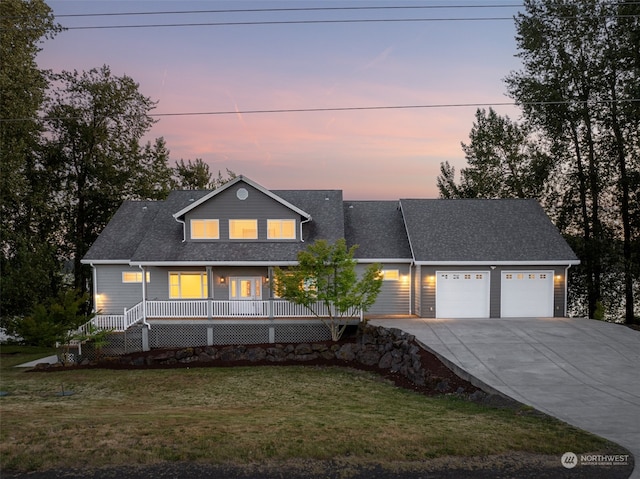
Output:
[54, 4, 524, 18]
[3, 99, 640, 122]
[64, 17, 520, 29]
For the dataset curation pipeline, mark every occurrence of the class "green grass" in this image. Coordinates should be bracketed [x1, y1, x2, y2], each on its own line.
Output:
[0, 348, 618, 473]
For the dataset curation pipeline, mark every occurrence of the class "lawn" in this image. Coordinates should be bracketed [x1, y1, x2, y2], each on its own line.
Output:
[0, 347, 617, 474]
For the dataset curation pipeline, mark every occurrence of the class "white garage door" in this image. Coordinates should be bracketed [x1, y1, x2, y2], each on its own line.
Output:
[501, 271, 554, 317]
[436, 272, 490, 318]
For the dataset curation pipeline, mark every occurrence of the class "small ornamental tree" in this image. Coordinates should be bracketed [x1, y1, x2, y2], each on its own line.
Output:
[274, 239, 382, 341]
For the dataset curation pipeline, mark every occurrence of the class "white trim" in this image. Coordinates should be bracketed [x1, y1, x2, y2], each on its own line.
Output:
[131, 261, 300, 267]
[355, 258, 413, 264]
[80, 259, 130, 265]
[173, 175, 312, 220]
[416, 260, 580, 266]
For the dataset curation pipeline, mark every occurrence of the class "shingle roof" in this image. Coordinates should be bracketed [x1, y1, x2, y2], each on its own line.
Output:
[343, 201, 412, 260]
[82, 200, 163, 261]
[399, 198, 578, 263]
[83, 183, 578, 266]
[85, 189, 345, 264]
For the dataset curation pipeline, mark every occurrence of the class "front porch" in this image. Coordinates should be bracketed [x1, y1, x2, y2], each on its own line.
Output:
[85, 299, 362, 333]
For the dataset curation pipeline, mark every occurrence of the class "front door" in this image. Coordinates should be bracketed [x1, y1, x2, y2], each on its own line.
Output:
[229, 277, 262, 300]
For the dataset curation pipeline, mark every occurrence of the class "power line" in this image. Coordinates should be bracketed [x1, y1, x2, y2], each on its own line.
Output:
[3, 99, 640, 122]
[63, 17, 521, 30]
[55, 4, 525, 18]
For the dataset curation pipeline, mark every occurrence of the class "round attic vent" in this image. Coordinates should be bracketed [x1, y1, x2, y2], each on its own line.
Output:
[236, 187, 249, 200]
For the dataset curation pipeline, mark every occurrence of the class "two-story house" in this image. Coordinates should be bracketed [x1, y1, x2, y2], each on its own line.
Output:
[81, 176, 579, 350]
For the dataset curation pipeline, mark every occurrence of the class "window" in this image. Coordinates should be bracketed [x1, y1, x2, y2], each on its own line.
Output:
[122, 271, 150, 283]
[476, 274, 483, 280]
[506, 274, 513, 280]
[267, 219, 296, 239]
[169, 272, 208, 299]
[229, 219, 258, 239]
[464, 274, 471, 280]
[380, 269, 399, 281]
[191, 219, 219, 239]
[230, 277, 262, 300]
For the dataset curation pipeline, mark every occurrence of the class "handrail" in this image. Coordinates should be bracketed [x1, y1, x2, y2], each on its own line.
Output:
[87, 299, 361, 330]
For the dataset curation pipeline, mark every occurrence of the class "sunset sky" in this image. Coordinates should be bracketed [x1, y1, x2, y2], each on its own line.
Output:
[37, 1, 524, 199]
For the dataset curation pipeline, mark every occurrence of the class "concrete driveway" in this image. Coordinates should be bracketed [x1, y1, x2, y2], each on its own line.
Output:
[370, 317, 640, 478]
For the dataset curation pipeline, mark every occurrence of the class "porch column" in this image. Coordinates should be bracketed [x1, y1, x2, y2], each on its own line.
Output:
[268, 266, 274, 321]
[206, 266, 213, 320]
[139, 265, 147, 321]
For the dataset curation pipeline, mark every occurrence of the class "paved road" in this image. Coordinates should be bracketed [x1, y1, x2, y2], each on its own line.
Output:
[371, 317, 640, 479]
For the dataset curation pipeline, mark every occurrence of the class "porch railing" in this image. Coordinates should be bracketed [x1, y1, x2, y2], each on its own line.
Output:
[84, 299, 362, 331]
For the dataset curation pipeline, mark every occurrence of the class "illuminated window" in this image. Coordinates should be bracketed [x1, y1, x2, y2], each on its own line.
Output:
[122, 271, 150, 283]
[517, 273, 524, 280]
[230, 277, 262, 300]
[229, 219, 258, 239]
[529, 274, 536, 279]
[191, 219, 219, 239]
[380, 269, 399, 281]
[169, 272, 208, 299]
[267, 219, 296, 239]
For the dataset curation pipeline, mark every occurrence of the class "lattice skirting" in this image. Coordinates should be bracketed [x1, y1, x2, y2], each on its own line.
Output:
[78, 322, 335, 358]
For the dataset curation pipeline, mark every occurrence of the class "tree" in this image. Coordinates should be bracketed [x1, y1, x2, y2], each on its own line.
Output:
[6, 290, 93, 348]
[504, 0, 640, 322]
[42, 65, 164, 295]
[0, 0, 62, 320]
[173, 159, 236, 190]
[274, 239, 382, 341]
[437, 108, 551, 200]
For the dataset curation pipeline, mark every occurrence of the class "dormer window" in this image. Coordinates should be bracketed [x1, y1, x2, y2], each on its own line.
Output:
[267, 219, 296, 239]
[191, 219, 219, 239]
[229, 219, 258, 239]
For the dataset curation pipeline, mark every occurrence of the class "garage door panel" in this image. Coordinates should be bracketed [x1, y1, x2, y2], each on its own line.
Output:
[436, 272, 490, 318]
[501, 271, 553, 317]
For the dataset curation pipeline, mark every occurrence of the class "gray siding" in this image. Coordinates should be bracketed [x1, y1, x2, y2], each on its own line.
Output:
[413, 265, 422, 316]
[361, 263, 412, 315]
[94, 264, 145, 314]
[185, 183, 300, 242]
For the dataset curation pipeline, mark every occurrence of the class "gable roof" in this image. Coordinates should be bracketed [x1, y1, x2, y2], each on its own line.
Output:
[83, 178, 578, 267]
[343, 201, 412, 261]
[173, 175, 311, 220]
[84, 189, 344, 266]
[399, 198, 579, 264]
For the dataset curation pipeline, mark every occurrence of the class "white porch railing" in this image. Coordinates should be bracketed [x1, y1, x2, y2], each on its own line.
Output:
[86, 299, 361, 331]
[79, 301, 146, 334]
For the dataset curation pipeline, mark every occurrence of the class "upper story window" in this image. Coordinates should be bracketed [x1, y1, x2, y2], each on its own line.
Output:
[191, 219, 219, 239]
[267, 219, 296, 239]
[229, 219, 258, 239]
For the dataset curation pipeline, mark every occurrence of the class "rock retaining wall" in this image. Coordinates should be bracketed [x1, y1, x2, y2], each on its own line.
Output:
[95, 325, 456, 392]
